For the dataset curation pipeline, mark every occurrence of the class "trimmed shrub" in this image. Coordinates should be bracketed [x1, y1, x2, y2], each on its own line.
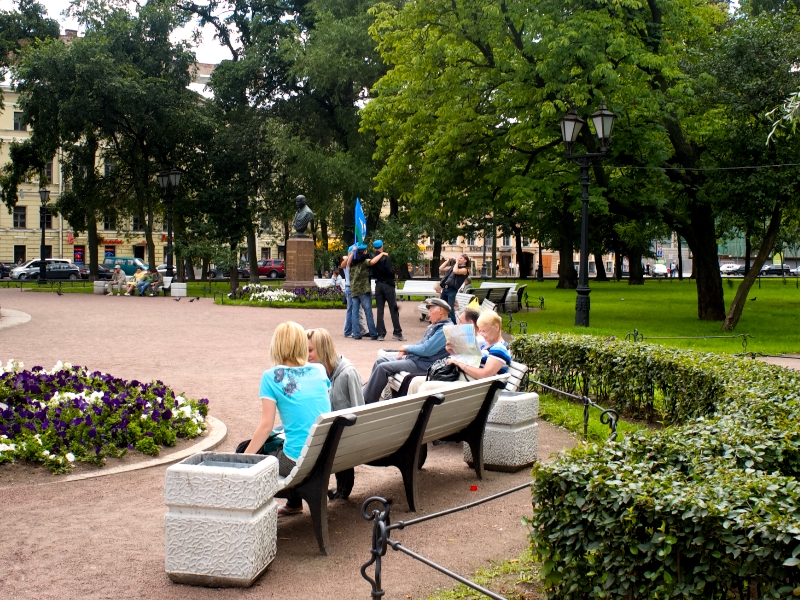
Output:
[511, 333, 800, 599]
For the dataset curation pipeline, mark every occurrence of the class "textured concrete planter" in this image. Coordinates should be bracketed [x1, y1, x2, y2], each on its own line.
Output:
[93, 281, 106, 295]
[464, 391, 539, 472]
[164, 452, 279, 587]
[171, 282, 187, 297]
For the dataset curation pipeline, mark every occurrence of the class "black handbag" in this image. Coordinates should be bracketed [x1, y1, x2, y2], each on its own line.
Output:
[426, 358, 462, 382]
[235, 430, 284, 455]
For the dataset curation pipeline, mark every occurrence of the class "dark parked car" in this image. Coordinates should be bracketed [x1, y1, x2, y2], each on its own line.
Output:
[79, 264, 114, 280]
[760, 263, 791, 276]
[207, 267, 250, 279]
[256, 259, 285, 279]
[27, 263, 82, 280]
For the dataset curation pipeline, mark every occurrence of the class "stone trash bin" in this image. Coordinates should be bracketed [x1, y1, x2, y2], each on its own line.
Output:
[464, 391, 539, 472]
[170, 282, 187, 297]
[93, 281, 107, 295]
[164, 452, 279, 587]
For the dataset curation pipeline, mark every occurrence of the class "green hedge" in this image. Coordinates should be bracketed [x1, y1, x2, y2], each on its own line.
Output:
[510, 333, 800, 599]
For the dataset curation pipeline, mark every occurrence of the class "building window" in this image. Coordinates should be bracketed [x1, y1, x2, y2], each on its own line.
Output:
[14, 245, 26, 264]
[73, 246, 85, 264]
[133, 245, 145, 260]
[104, 161, 114, 177]
[467, 235, 476, 246]
[42, 245, 52, 259]
[103, 213, 116, 230]
[132, 216, 143, 231]
[502, 236, 511, 246]
[41, 211, 53, 229]
[261, 247, 271, 259]
[13, 206, 26, 228]
[44, 159, 53, 182]
[13, 112, 26, 131]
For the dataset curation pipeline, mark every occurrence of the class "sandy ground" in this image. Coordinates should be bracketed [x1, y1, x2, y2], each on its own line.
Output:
[0, 288, 576, 600]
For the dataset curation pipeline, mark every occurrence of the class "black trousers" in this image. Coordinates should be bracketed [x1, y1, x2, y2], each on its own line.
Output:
[374, 281, 402, 337]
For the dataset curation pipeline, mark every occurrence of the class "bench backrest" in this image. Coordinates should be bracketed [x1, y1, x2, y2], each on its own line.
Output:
[282, 376, 505, 488]
[314, 278, 333, 288]
[504, 361, 528, 392]
[486, 287, 510, 304]
[478, 282, 516, 289]
[403, 281, 439, 293]
[480, 298, 496, 313]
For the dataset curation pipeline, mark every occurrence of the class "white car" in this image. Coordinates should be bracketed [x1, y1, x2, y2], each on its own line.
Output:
[720, 263, 741, 274]
[651, 264, 668, 278]
[10, 258, 71, 279]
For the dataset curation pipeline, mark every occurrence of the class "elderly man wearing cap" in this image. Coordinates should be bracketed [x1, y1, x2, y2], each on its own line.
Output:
[362, 297, 451, 404]
[368, 240, 405, 342]
[346, 243, 378, 340]
[105, 264, 128, 296]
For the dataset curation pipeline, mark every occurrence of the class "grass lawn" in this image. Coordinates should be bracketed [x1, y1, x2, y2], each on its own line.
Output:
[504, 278, 800, 355]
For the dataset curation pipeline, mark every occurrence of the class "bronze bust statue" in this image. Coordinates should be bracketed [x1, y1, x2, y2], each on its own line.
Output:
[292, 195, 314, 236]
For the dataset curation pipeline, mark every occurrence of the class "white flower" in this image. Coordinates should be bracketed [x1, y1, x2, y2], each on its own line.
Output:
[178, 405, 192, 418]
[0, 402, 7, 411]
[175, 396, 186, 406]
[34, 434, 43, 445]
[65, 452, 75, 463]
[0, 443, 16, 452]
[140, 414, 148, 420]
[42, 450, 50, 457]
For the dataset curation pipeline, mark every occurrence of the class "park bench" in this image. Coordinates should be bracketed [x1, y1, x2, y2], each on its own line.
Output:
[272, 375, 507, 555]
[314, 278, 333, 287]
[387, 358, 527, 396]
[477, 282, 520, 312]
[399, 280, 440, 301]
[154, 276, 172, 296]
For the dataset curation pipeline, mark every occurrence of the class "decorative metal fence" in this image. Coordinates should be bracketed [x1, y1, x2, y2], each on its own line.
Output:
[360, 482, 533, 600]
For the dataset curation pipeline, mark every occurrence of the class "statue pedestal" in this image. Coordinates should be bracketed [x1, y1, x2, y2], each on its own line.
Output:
[282, 236, 317, 291]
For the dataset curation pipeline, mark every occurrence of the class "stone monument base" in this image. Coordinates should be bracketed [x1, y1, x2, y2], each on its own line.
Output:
[282, 235, 317, 291]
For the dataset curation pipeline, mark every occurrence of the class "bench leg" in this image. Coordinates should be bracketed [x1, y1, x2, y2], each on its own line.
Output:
[275, 414, 356, 555]
[441, 380, 505, 480]
[369, 393, 444, 512]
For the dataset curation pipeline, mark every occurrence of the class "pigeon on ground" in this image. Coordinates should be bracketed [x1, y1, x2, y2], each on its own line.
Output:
[189, 298, 195, 302]
[174, 297, 181, 302]
[750, 297, 756, 302]
[195, 297, 200, 301]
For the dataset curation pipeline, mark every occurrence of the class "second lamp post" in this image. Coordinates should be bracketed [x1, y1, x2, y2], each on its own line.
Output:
[157, 167, 182, 279]
[559, 102, 616, 327]
[39, 186, 51, 282]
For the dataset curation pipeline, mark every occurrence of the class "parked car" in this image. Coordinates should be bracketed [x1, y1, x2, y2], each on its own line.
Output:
[0, 262, 10, 279]
[256, 259, 285, 279]
[79, 264, 113, 280]
[101, 256, 149, 275]
[27, 262, 81, 280]
[720, 263, 741, 274]
[791, 265, 800, 276]
[651, 264, 669, 278]
[207, 267, 250, 279]
[10, 258, 71, 280]
[760, 263, 791, 276]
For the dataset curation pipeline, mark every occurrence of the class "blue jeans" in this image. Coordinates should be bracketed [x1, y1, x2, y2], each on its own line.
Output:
[441, 287, 458, 323]
[343, 286, 354, 336]
[136, 281, 150, 296]
[350, 293, 377, 339]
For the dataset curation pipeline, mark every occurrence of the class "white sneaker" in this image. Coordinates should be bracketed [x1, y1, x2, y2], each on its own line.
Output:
[124, 292, 130, 296]
[149, 293, 154, 297]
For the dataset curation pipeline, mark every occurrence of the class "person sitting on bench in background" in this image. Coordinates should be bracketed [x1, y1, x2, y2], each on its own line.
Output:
[240, 321, 331, 517]
[362, 298, 451, 404]
[148, 269, 162, 296]
[105, 265, 127, 296]
[306, 328, 363, 500]
[407, 311, 510, 396]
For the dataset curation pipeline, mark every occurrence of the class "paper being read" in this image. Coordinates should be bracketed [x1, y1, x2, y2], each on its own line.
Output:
[443, 324, 483, 367]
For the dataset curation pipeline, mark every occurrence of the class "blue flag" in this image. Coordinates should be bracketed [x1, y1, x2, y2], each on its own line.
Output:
[355, 198, 367, 245]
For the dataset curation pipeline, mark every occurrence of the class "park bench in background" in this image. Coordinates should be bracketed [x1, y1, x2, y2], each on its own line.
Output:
[399, 280, 440, 301]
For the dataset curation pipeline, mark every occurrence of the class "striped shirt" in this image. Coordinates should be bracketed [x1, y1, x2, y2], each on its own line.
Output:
[479, 340, 511, 375]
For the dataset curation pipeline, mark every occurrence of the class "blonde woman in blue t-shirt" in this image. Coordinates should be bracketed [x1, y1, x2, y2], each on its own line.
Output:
[243, 321, 331, 516]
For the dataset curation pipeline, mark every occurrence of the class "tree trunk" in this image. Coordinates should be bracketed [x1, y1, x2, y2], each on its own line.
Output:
[594, 253, 609, 281]
[679, 204, 726, 320]
[744, 227, 752, 275]
[723, 203, 783, 331]
[389, 195, 398, 219]
[230, 242, 239, 292]
[431, 235, 442, 280]
[145, 204, 155, 271]
[87, 214, 99, 279]
[201, 257, 209, 282]
[247, 227, 259, 283]
[628, 250, 644, 285]
[677, 236, 684, 280]
[320, 219, 329, 254]
[614, 252, 623, 281]
[556, 210, 577, 289]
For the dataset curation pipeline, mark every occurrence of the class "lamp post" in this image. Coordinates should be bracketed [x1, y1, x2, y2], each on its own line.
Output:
[157, 167, 182, 278]
[481, 218, 488, 279]
[537, 210, 544, 282]
[559, 102, 616, 327]
[39, 186, 51, 282]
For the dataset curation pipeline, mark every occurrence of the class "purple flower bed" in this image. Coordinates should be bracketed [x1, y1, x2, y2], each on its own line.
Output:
[0, 360, 209, 473]
[290, 286, 345, 302]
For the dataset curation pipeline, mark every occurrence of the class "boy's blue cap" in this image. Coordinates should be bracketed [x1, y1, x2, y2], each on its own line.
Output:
[357, 243, 368, 250]
[373, 240, 384, 249]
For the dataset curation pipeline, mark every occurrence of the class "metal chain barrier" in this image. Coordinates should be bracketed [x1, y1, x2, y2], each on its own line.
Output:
[360, 482, 532, 600]
[625, 329, 757, 356]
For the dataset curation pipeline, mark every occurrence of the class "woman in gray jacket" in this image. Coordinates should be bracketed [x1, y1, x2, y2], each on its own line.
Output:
[306, 328, 363, 499]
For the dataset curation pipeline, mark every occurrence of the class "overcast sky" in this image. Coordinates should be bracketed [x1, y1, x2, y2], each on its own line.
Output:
[0, 0, 231, 64]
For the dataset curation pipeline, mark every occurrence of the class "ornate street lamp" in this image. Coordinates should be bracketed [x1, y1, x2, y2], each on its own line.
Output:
[559, 101, 616, 327]
[157, 167, 182, 278]
[38, 186, 51, 282]
[537, 210, 544, 282]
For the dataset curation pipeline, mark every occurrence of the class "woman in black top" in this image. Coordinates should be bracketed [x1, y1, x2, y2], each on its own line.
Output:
[439, 254, 470, 323]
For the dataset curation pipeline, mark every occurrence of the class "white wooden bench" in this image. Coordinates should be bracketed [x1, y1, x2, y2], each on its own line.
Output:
[314, 278, 333, 288]
[478, 282, 518, 312]
[399, 280, 440, 301]
[271, 375, 507, 554]
[388, 358, 527, 396]
[154, 276, 172, 296]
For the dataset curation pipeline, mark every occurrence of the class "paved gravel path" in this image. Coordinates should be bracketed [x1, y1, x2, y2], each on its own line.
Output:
[0, 289, 576, 600]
